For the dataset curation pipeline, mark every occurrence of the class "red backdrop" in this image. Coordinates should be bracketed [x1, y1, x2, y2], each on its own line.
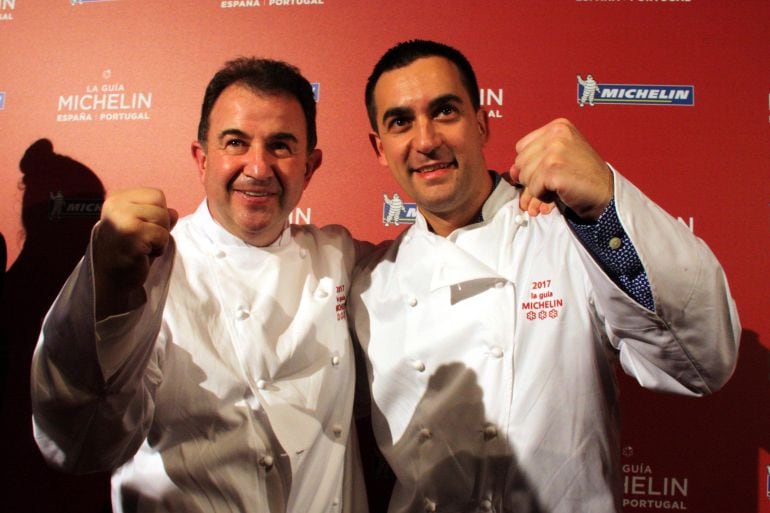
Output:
[0, 1, 767, 512]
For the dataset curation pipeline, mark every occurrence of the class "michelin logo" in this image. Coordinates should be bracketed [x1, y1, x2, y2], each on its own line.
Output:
[577, 75, 600, 106]
[577, 74, 694, 106]
[49, 192, 103, 220]
[383, 193, 417, 226]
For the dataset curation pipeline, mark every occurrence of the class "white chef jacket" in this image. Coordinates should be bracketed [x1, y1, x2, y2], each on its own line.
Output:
[349, 170, 740, 513]
[31, 201, 368, 513]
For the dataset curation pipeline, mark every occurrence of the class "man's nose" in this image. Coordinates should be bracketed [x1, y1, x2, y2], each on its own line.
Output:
[415, 119, 442, 154]
[242, 146, 273, 178]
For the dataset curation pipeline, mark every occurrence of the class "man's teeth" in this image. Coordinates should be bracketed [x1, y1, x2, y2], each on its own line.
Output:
[417, 163, 450, 173]
[241, 191, 270, 197]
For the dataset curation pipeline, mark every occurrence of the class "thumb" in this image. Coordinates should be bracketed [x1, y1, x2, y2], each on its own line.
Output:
[168, 208, 179, 230]
[508, 162, 522, 185]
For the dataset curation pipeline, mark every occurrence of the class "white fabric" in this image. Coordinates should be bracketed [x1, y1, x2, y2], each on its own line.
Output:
[349, 170, 740, 513]
[32, 201, 368, 513]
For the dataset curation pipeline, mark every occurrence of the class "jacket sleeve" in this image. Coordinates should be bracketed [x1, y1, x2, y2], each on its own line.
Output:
[30, 236, 174, 474]
[572, 168, 740, 396]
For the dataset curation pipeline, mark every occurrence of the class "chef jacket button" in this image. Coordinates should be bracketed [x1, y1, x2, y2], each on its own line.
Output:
[236, 309, 250, 320]
[514, 213, 527, 226]
[259, 455, 274, 471]
[315, 288, 329, 299]
[404, 235, 412, 244]
[489, 346, 504, 359]
[608, 236, 622, 250]
[256, 379, 268, 390]
[214, 249, 226, 258]
[331, 355, 341, 366]
[483, 423, 498, 441]
[332, 497, 340, 507]
[418, 428, 432, 442]
[480, 499, 493, 511]
[411, 359, 426, 372]
[299, 248, 308, 258]
[407, 296, 418, 307]
[494, 281, 505, 289]
[424, 498, 437, 512]
[332, 424, 343, 438]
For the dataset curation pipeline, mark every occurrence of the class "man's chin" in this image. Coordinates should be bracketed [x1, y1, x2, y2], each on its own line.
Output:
[233, 215, 286, 245]
[414, 194, 458, 216]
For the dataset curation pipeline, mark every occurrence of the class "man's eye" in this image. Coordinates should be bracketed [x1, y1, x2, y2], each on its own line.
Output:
[223, 139, 248, 154]
[388, 118, 411, 131]
[435, 105, 458, 118]
[269, 141, 295, 156]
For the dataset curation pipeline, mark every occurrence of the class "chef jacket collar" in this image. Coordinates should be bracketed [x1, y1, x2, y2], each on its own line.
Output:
[414, 172, 519, 235]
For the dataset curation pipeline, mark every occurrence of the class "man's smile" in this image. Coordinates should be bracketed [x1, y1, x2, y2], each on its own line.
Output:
[410, 160, 457, 174]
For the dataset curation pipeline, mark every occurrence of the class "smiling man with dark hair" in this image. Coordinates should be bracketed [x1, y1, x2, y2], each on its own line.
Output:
[351, 39, 740, 513]
[31, 57, 368, 513]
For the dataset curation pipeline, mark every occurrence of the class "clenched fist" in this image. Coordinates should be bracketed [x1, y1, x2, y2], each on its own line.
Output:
[93, 188, 178, 319]
[511, 118, 613, 221]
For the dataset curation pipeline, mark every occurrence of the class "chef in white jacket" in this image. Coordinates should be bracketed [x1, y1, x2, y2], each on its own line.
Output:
[350, 40, 740, 512]
[31, 57, 368, 513]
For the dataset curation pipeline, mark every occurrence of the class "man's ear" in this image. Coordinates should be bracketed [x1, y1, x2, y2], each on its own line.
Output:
[476, 108, 490, 144]
[303, 148, 323, 189]
[191, 141, 207, 183]
[369, 132, 389, 167]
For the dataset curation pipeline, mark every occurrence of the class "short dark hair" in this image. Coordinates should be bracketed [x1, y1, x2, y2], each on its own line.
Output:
[365, 39, 480, 132]
[197, 57, 317, 151]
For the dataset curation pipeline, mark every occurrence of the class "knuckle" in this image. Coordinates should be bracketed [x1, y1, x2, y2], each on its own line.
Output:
[542, 153, 563, 171]
[548, 119, 573, 139]
[153, 188, 167, 206]
[140, 187, 164, 205]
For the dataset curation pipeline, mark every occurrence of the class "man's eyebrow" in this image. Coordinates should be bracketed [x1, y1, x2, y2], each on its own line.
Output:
[216, 130, 299, 145]
[428, 94, 463, 111]
[381, 106, 413, 125]
[269, 132, 299, 144]
[380, 93, 466, 125]
[217, 128, 250, 141]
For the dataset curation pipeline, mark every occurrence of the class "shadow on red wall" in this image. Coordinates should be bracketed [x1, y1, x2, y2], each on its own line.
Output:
[0, 139, 111, 513]
[618, 328, 768, 513]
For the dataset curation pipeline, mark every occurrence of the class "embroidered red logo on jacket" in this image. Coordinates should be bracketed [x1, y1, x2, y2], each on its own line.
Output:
[521, 279, 564, 321]
[336, 284, 347, 321]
